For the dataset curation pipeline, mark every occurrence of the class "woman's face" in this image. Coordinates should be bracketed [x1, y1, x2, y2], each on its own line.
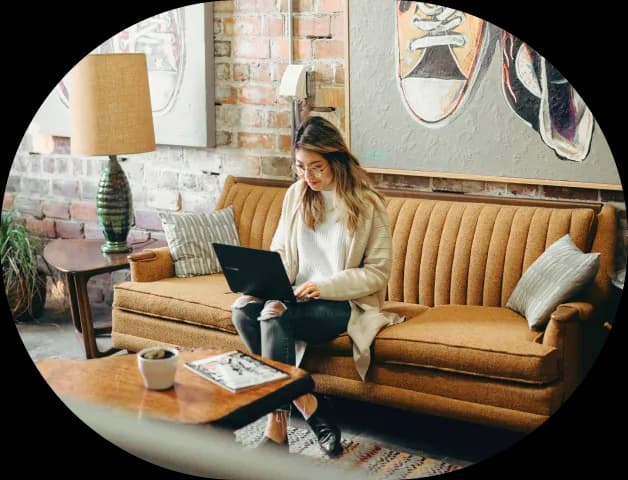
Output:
[294, 149, 335, 191]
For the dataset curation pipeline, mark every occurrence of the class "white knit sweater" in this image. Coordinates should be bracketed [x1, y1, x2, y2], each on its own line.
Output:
[295, 189, 349, 287]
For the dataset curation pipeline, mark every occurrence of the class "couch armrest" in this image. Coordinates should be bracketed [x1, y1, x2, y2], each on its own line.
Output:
[543, 301, 595, 401]
[549, 302, 594, 323]
[544, 301, 594, 348]
[127, 246, 174, 282]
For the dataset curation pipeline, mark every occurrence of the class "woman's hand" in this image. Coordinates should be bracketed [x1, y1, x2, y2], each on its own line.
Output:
[294, 281, 321, 299]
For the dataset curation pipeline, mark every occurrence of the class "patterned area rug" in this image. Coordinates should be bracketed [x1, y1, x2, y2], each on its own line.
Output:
[234, 418, 462, 479]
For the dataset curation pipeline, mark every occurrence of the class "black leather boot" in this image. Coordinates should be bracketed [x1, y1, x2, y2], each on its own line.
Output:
[305, 396, 342, 457]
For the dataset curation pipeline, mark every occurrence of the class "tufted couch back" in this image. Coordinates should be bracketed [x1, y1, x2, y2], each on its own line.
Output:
[387, 198, 600, 307]
[215, 176, 616, 309]
[215, 176, 288, 250]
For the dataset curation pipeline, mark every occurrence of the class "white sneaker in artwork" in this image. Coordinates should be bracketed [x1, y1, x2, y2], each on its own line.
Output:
[396, 1, 492, 127]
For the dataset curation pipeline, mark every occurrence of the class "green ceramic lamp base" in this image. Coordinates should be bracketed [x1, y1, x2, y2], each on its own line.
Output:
[101, 241, 132, 254]
[97, 155, 134, 255]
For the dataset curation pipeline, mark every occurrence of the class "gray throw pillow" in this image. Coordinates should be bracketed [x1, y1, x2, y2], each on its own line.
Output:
[160, 206, 240, 277]
[507, 234, 600, 330]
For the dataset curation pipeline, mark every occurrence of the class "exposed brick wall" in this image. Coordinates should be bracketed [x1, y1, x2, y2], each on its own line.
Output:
[5, 0, 626, 306]
[213, 0, 346, 168]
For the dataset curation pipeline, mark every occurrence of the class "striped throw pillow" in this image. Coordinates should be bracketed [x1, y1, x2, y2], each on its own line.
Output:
[507, 234, 600, 330]
[160, 206, 240, 277]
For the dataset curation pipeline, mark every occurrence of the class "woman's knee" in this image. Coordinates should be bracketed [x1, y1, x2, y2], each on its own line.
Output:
[259, 300, 287, 321]
[259, 301, 291, 343]
[232, 298, 263, 332]
[232, 295, 263, 310]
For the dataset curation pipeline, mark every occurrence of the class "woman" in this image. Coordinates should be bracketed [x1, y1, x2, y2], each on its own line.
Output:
[232, 116, 402, 456]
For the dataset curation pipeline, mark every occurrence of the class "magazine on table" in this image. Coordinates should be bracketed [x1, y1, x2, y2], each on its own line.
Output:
[184, 350, 290, 392]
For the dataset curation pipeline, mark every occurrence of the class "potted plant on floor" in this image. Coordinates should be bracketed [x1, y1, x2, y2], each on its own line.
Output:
[1, 210, 47, 321]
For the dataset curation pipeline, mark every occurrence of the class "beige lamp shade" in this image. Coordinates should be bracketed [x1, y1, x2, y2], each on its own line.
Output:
[70, 53, 156, 155]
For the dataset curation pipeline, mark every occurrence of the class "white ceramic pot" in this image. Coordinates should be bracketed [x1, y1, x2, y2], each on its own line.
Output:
[137, 346, 179, 390]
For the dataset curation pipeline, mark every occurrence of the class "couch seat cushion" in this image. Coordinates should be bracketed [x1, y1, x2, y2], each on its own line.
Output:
[373, 305, 559, 384]
[306, 301, 432, 356]
[113, 274, 240, 334]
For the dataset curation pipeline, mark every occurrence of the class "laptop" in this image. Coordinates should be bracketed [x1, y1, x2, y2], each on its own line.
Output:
[212, 243, 297, 303]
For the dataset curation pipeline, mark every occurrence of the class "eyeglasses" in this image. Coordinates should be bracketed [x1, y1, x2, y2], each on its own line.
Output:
[294, 164, 327, 178]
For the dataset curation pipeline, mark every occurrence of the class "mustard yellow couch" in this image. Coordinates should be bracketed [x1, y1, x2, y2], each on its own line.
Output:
[112, 176, 617, 432]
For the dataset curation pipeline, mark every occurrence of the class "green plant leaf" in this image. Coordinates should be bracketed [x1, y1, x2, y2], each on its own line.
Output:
[1, 209, 45, 319]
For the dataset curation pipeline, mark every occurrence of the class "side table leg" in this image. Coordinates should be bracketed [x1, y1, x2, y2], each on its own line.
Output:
[72, 274, 98, 359]
[64, 273, 83, 333]
[72, 273, 120, 359]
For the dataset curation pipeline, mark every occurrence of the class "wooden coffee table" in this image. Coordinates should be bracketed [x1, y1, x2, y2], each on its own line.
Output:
[37, 349, 314, 429]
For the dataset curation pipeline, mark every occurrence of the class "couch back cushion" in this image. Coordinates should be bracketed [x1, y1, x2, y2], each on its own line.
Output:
[216, 177, 603, 308]
[385, 197, 597, 307]
[215, 176, 288, 250]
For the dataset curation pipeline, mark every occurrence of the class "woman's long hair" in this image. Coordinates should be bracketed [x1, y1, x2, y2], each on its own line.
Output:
[294, 116, 384, 234]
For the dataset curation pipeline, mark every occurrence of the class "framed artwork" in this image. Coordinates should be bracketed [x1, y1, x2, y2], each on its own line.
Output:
[345, 0, 621, 190]
[32, 2, 215, 148]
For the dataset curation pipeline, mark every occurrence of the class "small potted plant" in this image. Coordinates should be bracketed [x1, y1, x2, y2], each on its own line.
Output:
[137, 346, 179, 390]
[1, 210, 47, 321]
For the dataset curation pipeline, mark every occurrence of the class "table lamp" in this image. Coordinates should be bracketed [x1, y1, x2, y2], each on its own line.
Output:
[70, 53, 155, 253]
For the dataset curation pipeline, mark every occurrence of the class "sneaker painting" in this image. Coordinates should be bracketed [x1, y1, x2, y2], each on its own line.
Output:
[396, 1, 491, 127]
[501, 32, 542, 131]
[538, 59, 594, 162]
[501, 32, 593, 161]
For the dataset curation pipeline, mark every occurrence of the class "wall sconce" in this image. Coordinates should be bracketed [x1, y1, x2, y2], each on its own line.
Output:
[278, 64, 335, 114]
[70, 53, 155, 254]
[278, 64, 309, 100]
[279, 64, 310, 146]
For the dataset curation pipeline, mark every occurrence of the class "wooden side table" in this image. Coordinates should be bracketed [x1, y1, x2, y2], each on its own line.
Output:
[43, 238, 167, 359]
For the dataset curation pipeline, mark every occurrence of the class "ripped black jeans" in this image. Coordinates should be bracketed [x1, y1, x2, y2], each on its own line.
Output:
[232, 297, 351, 410]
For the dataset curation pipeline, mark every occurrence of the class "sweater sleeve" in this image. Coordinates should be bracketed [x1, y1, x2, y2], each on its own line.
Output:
[316, 204, 392, 301]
